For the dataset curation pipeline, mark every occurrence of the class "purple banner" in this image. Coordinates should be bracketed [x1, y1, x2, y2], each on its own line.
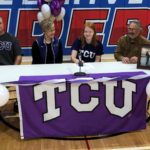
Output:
[18, 72, 149, 139]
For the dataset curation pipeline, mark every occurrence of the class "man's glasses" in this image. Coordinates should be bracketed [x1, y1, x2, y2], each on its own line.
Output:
[127, 27, 139, 31]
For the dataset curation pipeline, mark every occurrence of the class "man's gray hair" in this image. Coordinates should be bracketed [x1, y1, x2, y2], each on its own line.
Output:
[129, 19, 142, 28]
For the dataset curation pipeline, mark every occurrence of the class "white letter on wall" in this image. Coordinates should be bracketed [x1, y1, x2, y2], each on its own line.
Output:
[0, 0, 12, 5]
[108, 0, 117, 4]
[129, 0, 143, 4]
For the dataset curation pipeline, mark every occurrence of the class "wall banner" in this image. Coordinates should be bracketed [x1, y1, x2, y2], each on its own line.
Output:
[0, 0, 150, 56]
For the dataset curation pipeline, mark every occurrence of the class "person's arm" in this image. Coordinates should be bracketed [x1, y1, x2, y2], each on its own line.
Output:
[31, 41, 41, 64]
[114, 38, 124, 61]
[95, 55, 101, 62]
[71, 39, 82, 64]
[95, 41, 104, 62]
[71, 50, 79, 64]
[114, 37, 132, 64]
[12, 36, 22, 65]
[115, 49, 131, 63]
[114, 37, 131, 63]
[56, 40, 63, 63]
[14, 55, 22, 65]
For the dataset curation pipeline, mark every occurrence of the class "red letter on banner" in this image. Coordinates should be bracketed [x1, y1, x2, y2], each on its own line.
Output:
[109, 9, 150, 45]
[0, 10, 10, 32]
[67, 9, 109, 46]
[17, 10, 38, 47]
[17, 10, 62, 47]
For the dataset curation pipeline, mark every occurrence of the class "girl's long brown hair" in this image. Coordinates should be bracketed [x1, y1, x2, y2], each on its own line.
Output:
[80, 22, 97, 48]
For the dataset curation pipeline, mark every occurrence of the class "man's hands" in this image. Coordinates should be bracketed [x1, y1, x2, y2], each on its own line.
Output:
[122, 57, 130, 63]
[130, 56, 138, 64]
[122, 56, 138, 64]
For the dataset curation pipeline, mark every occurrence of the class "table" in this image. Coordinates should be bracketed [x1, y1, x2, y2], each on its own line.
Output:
[0, 62, 150, 139]
[0, 62, 150, 83]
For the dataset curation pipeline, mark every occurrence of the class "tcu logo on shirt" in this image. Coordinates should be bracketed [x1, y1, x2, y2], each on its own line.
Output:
[80, 50, 96, 59]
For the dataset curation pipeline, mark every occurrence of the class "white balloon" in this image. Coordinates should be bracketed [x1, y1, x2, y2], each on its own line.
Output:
[0, 84, 9, 107]
[37, 12, 45, 23]
[146, 81, 150, 97]
[56, 7, 66, 21]
[41, 4, 51, 19]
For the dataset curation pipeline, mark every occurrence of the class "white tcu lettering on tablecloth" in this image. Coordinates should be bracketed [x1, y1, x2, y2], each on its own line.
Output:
[33, 81, 136, 121]
[71, 82, 99, 112]
[103, 81, 136, 117]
